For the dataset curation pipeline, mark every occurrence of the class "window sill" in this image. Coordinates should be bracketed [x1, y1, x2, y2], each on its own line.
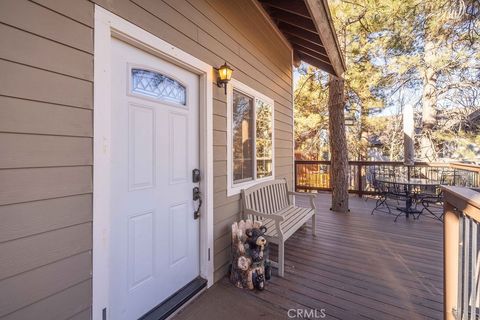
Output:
[227, 176, 274, 197]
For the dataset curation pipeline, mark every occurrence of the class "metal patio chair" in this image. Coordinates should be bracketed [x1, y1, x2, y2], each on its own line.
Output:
[371, 178, 390, 215]
[417, 178, 444, 222]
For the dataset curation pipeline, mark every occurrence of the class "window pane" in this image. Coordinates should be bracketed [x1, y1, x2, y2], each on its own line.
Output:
[131, 69, 186, 105]
[256, 99, 273, 178]
[232, 90, 254, 183]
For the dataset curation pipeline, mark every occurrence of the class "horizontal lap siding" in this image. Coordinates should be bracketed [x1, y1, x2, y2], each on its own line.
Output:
[0, 0, 93, 319]
[1, 1, 292, 317]
[92, 0, 294, 281]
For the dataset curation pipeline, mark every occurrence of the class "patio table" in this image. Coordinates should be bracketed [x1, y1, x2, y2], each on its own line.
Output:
[376, 177, 441, 218]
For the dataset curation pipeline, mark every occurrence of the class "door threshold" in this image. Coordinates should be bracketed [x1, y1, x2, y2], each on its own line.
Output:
[139, 277, 207, 320]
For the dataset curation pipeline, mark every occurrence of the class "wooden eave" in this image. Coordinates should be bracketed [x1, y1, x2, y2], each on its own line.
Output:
[259, 0, 346, 77]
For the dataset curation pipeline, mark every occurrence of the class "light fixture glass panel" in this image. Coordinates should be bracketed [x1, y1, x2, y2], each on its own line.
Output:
[218, 64, 233, 81]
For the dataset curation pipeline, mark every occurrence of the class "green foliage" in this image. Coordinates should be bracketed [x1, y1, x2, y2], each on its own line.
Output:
[294, 0, 480, 161]
[294, 67, 330, 160]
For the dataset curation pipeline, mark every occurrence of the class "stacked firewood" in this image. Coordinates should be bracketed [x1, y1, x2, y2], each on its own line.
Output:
[230, 219, 271, 290]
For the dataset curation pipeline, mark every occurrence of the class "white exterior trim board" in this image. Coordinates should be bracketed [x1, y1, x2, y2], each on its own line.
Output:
[226, 78, 275, 197]
[93, 6, 214, 319]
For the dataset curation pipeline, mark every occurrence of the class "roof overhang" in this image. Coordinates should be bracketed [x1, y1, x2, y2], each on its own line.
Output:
[258, 0, 346, 77]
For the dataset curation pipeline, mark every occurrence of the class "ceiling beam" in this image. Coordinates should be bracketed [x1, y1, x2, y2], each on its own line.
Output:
[258, 0, 346, 77]
[259, 0, 311, 19]
[293, 44, 331, 66]
[251, 0, 293, 51]
[278, 22, 321, 45]
[305, 0, 346, 76]
[267, 7, 317, 33]
[287, 35, 328, 57]
[297, 52, 335, 75]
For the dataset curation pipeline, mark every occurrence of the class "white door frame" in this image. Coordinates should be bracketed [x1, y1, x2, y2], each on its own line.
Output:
[93, 6, 214, 320]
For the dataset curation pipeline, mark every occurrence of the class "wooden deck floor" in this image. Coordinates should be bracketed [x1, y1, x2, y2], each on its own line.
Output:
[173, 194, 443, 320]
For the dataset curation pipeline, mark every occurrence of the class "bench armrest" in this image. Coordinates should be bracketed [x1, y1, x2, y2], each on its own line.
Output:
[288, 191, 316, 198]
[287, 191, 316, 210]
[243, 208, 285, 239]
[243, 209, 285, 222]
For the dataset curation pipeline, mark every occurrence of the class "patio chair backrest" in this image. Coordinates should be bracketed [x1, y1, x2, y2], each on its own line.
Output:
[241, 179, 290, 215]
[419, 183, 441, 196]
[440, 170, 455, 185]
[376, 180, 389, 193]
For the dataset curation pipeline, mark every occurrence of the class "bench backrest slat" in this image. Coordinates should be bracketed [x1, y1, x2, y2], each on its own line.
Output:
[241, 179, 290, 218]
[275, 183, 282, 212]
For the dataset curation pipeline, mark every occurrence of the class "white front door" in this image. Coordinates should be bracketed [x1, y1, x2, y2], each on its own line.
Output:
[109, 38, 200, 320]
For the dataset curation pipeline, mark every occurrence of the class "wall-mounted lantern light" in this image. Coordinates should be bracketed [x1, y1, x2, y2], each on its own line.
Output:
[216, 62, 233, 95]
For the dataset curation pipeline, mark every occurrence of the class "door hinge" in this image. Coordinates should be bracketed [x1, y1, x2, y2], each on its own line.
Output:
[102, 307, 107, 320]
[208, 248, 211, 261]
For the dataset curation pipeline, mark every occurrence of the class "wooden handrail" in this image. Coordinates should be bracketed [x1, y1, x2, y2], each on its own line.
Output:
[295, 160, 480, 194]
[295, 160, 480, 168]
[443, 186, 480, 221]
[450, 162, 480, 173]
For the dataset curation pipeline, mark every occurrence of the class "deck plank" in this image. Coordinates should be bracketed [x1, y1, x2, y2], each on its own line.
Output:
[173, 194, 443, 320]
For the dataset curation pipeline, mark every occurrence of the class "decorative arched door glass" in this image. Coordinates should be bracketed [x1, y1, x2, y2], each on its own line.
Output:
[131, 68, 186, 105]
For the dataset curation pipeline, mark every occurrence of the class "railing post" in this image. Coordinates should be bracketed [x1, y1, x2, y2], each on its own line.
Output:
[358, 164, 363, 197]
[444, 201, 460, 320]
[294, 161, 298, 192]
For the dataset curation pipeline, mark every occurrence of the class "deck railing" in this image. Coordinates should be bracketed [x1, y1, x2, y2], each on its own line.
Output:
[294, 160, 480, 194]
[443, 186, 480, 320]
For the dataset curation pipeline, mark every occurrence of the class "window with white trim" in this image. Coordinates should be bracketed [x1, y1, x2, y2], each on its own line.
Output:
[227, 79, 274, 196]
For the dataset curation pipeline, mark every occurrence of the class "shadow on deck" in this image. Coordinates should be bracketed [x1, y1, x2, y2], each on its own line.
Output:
[173, 194, 443, 320]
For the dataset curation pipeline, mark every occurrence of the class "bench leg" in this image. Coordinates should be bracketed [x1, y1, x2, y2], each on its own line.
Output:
[278, 242, 285, 277]
[312, 214, 317, 236]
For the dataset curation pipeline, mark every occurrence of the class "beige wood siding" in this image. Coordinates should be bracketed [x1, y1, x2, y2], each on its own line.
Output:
[0, 0, 93, 319]
[92, 0, 294, 281]
[1, 0, 293, 317]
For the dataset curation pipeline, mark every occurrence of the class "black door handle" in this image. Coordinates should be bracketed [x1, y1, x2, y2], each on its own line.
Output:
[193, 187, 202, 219]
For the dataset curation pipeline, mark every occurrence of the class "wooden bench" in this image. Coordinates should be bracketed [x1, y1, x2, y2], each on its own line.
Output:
[241, 179, 316, 277]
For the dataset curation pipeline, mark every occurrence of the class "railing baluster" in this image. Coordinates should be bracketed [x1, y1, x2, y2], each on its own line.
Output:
[475, 253, 480, 319]
[457, 212, 465, 320]
[358, 164, 363, 196]
[470, 221, 477, 320]
[464, 217, 470, 319]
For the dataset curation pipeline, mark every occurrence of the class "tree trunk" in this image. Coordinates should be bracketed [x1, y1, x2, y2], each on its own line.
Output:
[328, 75, 349, 213]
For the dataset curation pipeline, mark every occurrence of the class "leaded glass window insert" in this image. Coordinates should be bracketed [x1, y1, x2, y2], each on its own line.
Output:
[131, 68, 186, 105]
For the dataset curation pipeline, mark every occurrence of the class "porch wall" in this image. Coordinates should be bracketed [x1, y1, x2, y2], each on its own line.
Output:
[0, 0, 293, 318]
[0, 0, 94, 319]
[93, 0, 294, 283]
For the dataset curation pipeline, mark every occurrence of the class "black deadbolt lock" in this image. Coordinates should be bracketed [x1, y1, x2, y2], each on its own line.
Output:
[192, 169, 201, 183]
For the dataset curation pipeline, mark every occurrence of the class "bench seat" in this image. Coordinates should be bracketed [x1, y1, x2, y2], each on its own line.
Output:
[241, 179, 316, 277]
[263, 206, 315, 242]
